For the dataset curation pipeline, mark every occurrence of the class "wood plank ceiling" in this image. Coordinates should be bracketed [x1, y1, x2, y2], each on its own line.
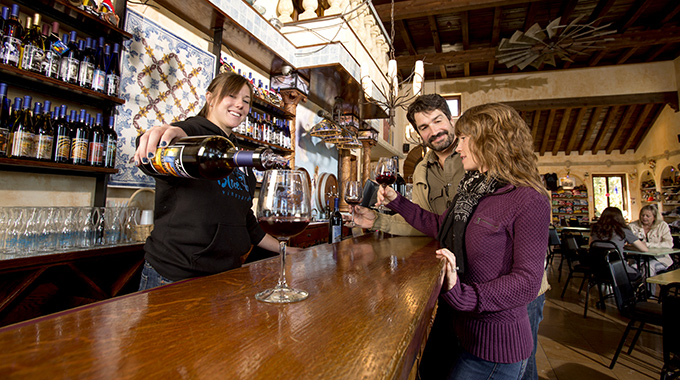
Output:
[370, 0, 680, 156]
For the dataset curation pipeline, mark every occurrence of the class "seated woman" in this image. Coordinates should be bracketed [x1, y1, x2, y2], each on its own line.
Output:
[629, 204, 674, 277]
[590, 206, 647, 281]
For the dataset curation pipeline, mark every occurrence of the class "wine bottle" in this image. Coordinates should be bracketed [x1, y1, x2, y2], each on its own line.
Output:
[53, 105, 71, 162]
[328, 197, 342, 244]
[105, 42, 120, 97]
[60, 31, 80, 84]
[0, 7, 9, 41]
[34, 101, 54, 161]
[0, 4, 23, 67]
[9, 96, 36, 159]
[103, 115, 117, 168]
[70, 109, 89, 165]
[78, 37, 95, 89]
[91, 37, 106, 92]
[20, 13, 44, 73]
[137, 135, 290, 180]
[0, 82, 9, 157]
[87, 113, 104, 166]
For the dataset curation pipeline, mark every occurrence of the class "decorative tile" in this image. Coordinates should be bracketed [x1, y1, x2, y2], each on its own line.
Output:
[109, 10, 216, 188]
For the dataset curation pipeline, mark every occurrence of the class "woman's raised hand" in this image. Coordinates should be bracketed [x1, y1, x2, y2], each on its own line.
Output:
[134, 124, 188, 165]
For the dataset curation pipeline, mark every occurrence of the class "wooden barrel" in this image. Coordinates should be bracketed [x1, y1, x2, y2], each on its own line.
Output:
[316, 172, 338, 211]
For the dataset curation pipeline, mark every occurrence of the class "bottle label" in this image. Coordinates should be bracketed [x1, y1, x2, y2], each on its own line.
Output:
[106, 74, 119, 97]
[92, 70, 106, 92]
[9, 131, 35, 158]
[147, 145, 194, 178]
[35, 135, 54, 160]
[22, 45, 45, 72]
[61, 57, 79, 83]
[104, 139, 116, 167]
[331, 225, 342, 243]
[79, 62, 94, 87]
[88, 141, 104, 165]
[71, 137, 88, 163]
[1, 36, 21, 66]
[55, 134, 71, 161]
[51, 40, 68, 56]
[0, 127, 8, 155]
[42, 51, 60, 78]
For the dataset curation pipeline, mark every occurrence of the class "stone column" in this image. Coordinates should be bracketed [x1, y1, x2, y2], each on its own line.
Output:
[280, 89, 307, 169]
[339, 150, 352, 212]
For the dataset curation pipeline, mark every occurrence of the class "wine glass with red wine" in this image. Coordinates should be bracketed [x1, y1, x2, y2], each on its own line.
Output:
[344, 181, 363, 227]
[374, 157, 397, 211]
[256, 169, 311, 303]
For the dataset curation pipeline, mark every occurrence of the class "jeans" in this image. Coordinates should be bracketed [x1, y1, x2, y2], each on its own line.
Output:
[448, 350, 527, 380]
[522, 293, 546, 380]
[138, 261, 174, 291]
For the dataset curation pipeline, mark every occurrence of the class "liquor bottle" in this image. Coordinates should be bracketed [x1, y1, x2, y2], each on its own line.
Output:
[137, 135, 290, 180]
[105, 42, 120, 97]
[91, 37, 106, 92]
[60, 31, 80, 84]
[43, 22, 62, 79]
[103, 115, 117, 168]
[328, 197, 342, 244]
[87, 113, 104, 166]
[20, 14, 44, 73]
[0, 7, 9, 40]
[0, 82, 9, 156]
[9, 96, 36, 159]
[53, 105, 71, 162]
[78, 37, 94, 89]
[0, 4, 23, 67]
[34, 102, 54, 161]
[70, 109, 89, 165]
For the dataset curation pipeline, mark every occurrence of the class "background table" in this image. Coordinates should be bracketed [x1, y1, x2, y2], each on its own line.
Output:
[0, 233, 444, 380]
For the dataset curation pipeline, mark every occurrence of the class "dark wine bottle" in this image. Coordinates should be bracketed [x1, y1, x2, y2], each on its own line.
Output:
[33, 101, 54, 161]
[328, 197, 342, 244]
[87, 113, 104, 166]
[105, 43, 120, 97]
[0, 7, 9, 41]
[78, 37, 94, 89]
[91, 37, 106, 92]
[20, 13, 44, 73]
[53, 105, 71, 162]
[45, 22, 65, 80]
[70, 109, 89, 165]
[103, 115, 117, 168]
[9, 96, 36, 159]
[0, 4, 23, 67]
[0, 82, 9, 157]
[137, 135, 290, 179]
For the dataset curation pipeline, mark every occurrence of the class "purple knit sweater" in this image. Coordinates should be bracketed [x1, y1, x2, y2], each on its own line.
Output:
[388, 184, 549, 363]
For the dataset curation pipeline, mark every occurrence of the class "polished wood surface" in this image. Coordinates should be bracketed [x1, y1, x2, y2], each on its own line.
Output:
[646, 268, 680, 286]
[0, 234, 444, 379]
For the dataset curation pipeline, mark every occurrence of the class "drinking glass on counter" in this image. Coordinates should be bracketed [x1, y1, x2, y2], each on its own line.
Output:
[256, 169, 312, 303]
[374, 157, 397, 211]
[344, 181, 363, 227]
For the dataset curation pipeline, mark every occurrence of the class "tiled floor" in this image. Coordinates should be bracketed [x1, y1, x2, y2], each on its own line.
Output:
[538, 259, 664, 380]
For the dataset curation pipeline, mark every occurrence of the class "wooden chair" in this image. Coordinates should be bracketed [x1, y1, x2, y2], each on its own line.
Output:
[606, 250, 663, 369]
[579, 241, 617, 318]
[560, 234, 591, 298]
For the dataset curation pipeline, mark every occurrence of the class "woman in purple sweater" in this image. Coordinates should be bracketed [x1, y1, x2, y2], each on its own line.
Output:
[378, 103, 550, 379]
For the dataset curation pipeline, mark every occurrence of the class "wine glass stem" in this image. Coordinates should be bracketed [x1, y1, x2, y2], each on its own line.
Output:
[277, 239, 288, 289]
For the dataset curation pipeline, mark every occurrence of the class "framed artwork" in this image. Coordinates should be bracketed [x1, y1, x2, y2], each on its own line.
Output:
[109, 9, 216, 187]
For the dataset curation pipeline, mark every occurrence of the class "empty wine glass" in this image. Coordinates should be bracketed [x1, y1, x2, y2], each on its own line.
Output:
[344, 181, 363, 227]
[256, 169, 311, 303]
[374, 157, 397, 211]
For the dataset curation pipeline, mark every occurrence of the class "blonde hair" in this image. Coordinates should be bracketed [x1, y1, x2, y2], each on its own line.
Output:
[455, 103, 549, 198]
[639, 204, 664, 228]
[197, 72, 253, 118]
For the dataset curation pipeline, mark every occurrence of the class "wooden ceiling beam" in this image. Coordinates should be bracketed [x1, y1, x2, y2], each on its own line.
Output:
[395, 27, 680, 68]
[461, 11, 470, 49]
[579, 107, 603, 155]
[487, 7, 501, 75]
[565, 108, 587, 155]
[606, 105, 634, 154]
[428, 16, 442, 53]
[631, 105, 663, 152]
[660, 2, 680, 25]
[559, 0, 579, 25]
[589, 50, 607, 66]
[503, 92, 678, 111]
[375, 0, 544, 22]
[621, 104, 653, 154]
[539, 109, 556, 156]
[552, 108, 573, 155]
[645, 43, 671, 62]
[398, 19, 418, 56]
[592, 106, 619, 155]
[616, 47, 639, 64]
[523, 2, 538, 31]
[588, 0, 616, 25]
[619, 0, 654, 32]
[530, 110, 541, 143]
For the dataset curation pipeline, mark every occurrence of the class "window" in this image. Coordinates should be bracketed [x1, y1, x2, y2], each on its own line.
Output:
[592, 175, 628, 219]
[445, 96, 461, 117]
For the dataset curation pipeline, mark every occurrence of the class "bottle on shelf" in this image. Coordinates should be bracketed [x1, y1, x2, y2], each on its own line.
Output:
[103, 115, 117, 168]
[0, 4, 23, 67]
[91, 37, 106, 92]
[0, 82, 8, 157]
[78, 37, 95, 89]
[328, 197, 342, 244]
[60, 31, 80, 84]
[105, 42, 120, 97]
[87, 113, 104, 166]
[20, 13, 44, 73]
[33, 101, 53, 161]
[0, 7, 9, 40]
[70, 109, 89, 165]
[53, 105, 71, 163]
[8, 96, 35, 159]
[137, 135, 290, 180]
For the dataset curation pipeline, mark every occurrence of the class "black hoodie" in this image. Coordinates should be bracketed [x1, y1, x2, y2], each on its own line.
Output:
[144, 116, 266, 281]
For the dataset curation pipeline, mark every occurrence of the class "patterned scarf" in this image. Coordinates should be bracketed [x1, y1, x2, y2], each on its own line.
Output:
[436, 170, 505, 274]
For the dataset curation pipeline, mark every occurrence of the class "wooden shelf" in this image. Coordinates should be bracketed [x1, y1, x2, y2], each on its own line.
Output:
[0, 157, 118, 175]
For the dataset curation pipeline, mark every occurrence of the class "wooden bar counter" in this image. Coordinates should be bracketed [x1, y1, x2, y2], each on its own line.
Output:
[0, 233, 444, 379]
